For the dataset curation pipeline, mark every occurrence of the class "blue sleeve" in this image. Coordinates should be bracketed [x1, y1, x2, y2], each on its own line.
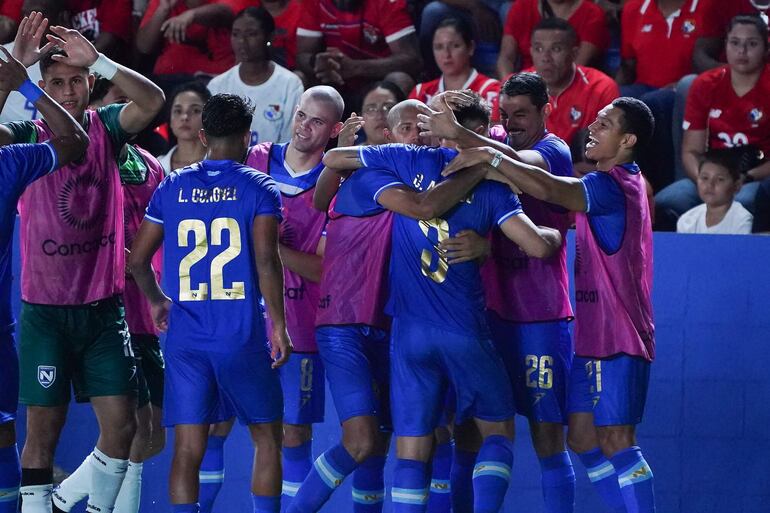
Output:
[145, 176, 168, 224]
[533, 135, 573, 177]
[580, 171, 626, 254]
[252, 176, 283, 220]
[358, 145, 457, 184]
[334, 167, 401, 217]
[0, 142, 57, 196]
[484, 182, 523, 226]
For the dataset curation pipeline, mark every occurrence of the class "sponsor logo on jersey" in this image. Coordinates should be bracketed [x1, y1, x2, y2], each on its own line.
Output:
[682, 19, 696, 35]
[750, 108, 763, 124]
[37, 365, 56, 388]
[264, 104, 283, 122]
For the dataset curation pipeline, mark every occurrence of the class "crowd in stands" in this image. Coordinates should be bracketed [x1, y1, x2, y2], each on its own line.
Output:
[0, 0, 767, 234]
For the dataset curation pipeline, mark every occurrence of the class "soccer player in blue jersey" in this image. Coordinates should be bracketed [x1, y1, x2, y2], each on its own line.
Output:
[420, 75, 578, 513]
[323, 104, 563, 512]
[129, 94, 291, 513]
[0, 46, 88, 513]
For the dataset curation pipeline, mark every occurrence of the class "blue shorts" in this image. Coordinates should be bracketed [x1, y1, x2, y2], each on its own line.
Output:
[567, 354, 651, 426]
[0, 332, 18, 424]
[163, 346, 282, 427]
[488, 313, 573, 423]
[390, 317, 515, 437]
[316, 325, 390, 429]
[279, 352, 325, 425]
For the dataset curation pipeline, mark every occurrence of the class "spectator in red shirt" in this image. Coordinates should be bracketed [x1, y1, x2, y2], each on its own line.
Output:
[295, 0, 422, 99]
[410, 17, 500, 121]
[692, 0, 766, 73]
[528, 17, 618, 172]
[0, 0, 21, 43]
[497, 0, 609, 78]
[65, 0, 133, 60]
[136, 0, 242, 93]
[656, 15, 770, 229]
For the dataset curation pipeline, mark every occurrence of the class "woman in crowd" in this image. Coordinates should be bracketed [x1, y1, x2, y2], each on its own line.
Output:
[157, 81, 210, 174]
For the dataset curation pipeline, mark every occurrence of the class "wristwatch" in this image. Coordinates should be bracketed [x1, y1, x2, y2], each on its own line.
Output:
[490, 151, 504, 169]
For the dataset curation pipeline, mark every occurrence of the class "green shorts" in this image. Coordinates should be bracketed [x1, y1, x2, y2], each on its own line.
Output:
[19, 297, 138, 406]
[132, 333, 165, 409]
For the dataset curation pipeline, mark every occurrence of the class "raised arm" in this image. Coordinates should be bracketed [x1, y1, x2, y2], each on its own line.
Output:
[47, 25, 165, 134]
[253, 214, 292, 368]
[442, 146, 587, 212]
[322, 147, 364, 170]
[135, 0, 175, 54]
[128, 220, 171, 331]
[0, 46, 88, 163]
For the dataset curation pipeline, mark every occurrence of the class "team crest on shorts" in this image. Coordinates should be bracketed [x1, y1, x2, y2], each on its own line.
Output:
[37, 365, 56, 388]
[264, 105, 283, 121]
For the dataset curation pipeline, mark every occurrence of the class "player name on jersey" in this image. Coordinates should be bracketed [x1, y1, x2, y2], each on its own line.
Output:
[177, 186, 239, 204]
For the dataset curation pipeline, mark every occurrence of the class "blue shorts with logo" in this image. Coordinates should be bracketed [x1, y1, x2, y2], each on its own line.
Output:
[279, 352, 325, 425]
[316, 325, 390, 429]
[488, 313, 573, 423]
[390, 317, 515, 437]
[163, 345, 282, 427]
[567, 354, 651, 426]
[0, 332, 18, 424]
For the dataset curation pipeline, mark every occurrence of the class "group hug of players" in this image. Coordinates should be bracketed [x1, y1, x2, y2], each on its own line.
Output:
[0, 10, 657, 513]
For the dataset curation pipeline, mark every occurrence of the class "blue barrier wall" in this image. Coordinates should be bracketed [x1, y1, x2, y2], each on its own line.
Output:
[11, 231, 770, 512]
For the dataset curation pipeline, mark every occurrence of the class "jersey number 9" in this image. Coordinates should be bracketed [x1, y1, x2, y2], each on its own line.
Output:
[419, 218, 450, 284]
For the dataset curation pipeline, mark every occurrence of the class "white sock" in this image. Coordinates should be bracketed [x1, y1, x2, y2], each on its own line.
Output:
[52, 457, 90, 512]
[86, 448, 128, 513]
[20, 484, 52, 513]
[113, 461, 143, 513]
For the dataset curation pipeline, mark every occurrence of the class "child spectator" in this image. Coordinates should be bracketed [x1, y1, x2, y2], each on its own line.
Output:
[497, 0, 609, 77]
[207, 6, 303, 144]
[677, 148, 754, 234]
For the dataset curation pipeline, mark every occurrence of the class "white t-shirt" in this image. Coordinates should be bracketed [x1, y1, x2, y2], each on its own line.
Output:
[0, 42, 43, 124]
[207, 62, 303, 145]
[677, 201, 753, 234]
[157, 146, 175, 175]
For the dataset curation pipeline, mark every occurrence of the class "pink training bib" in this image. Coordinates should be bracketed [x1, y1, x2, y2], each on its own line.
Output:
[574, 166, 655, 361]
[19, 111, 125, 305]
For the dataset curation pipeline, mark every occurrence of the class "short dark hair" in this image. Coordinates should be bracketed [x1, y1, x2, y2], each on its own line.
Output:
[611, 97, 655, 154]
[434, 16, 474, 46]
[501, 72, 549, 109]
[234, 6, 275, 36]
[170, 80, 212, 106]
[453, 90, 490, 128]
[532, 17, 578, 47]
[202, 94, 254, 138]
[699, 146, 762, 180]
[40, 47, 77, 77]
[727, 14, 769, 48]
[89, 77, 114, 104]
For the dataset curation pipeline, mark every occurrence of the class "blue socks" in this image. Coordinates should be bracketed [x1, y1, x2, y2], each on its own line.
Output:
[539, 451, 576, 513]
[577, 448, 626, 512]
[281, 440, 313, 510]
[172, 504, 200, 513]
[199, 435, 226, 513]
[391, 459, 429, 512]
[472, 435, 514, 513]
[352, 455, 386, 512]
[611, 446, 655, 513]
[0, 445, 20, 513]
[450, 448, 477, 513]
[427, 442, 452, 512]
[252, 494, 280, 513]
[286, 443, 358, 513]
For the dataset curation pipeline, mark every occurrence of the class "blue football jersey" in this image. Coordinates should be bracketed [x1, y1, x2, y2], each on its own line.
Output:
[0, 142, 57, 332]
[335, 144, 523, 337]
[267, 142, 324, 196]
[145, 159, 282, 351]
